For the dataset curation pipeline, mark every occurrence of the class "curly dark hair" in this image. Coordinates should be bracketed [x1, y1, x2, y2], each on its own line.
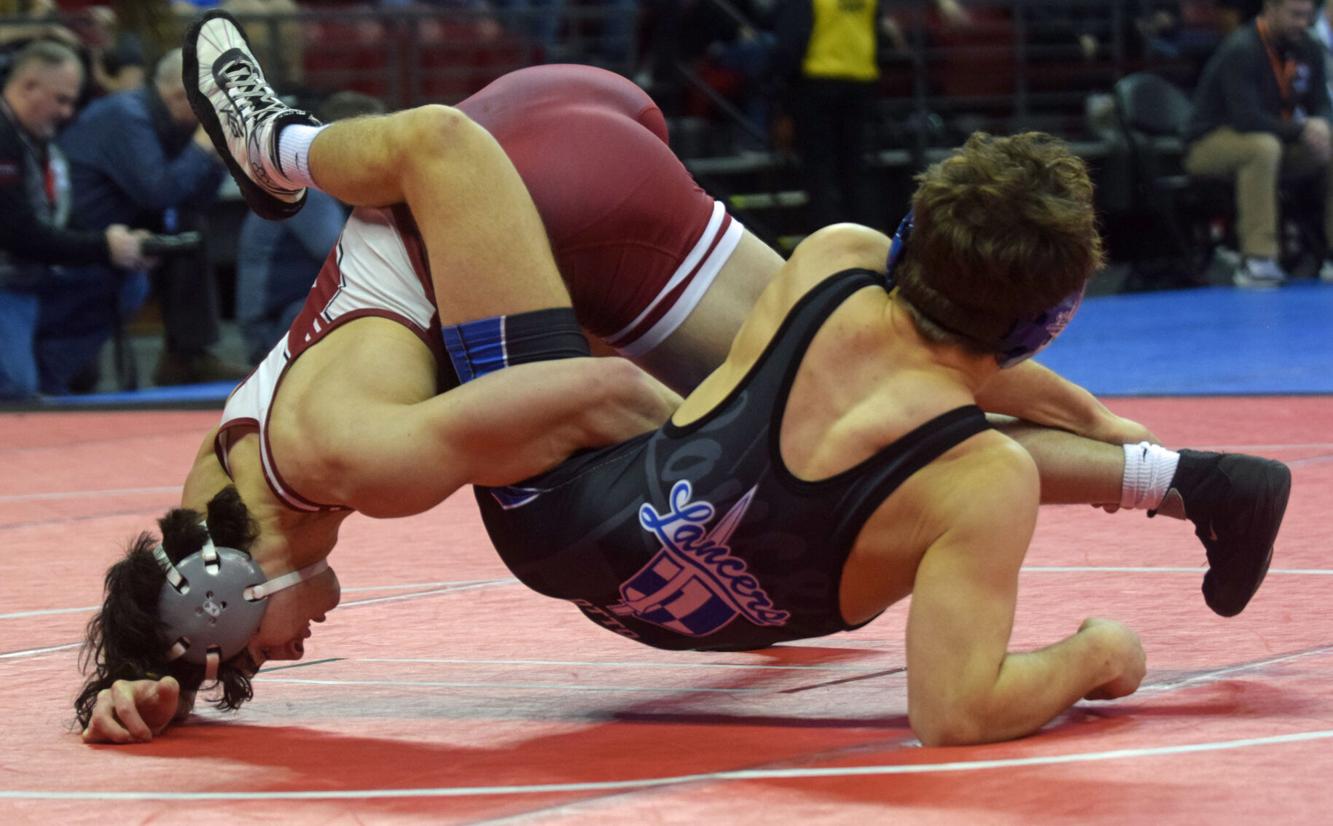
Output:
[74, 486, 263, 728]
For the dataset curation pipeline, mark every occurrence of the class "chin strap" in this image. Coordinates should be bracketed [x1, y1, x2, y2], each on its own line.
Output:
[243, 559, 329, 601]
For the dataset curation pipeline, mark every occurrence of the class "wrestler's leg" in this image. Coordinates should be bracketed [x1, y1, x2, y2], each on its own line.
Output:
[992, 415, 1289, 617]
[636, 229, 785, 391]
[185, 12, 565, 324]
[990, 418, 1124, 507]
[301, 107, 569, 322]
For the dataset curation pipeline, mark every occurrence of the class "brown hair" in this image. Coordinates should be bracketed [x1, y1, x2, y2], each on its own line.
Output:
[73, 487, 262, 728]
[894, 131, 1104, 354]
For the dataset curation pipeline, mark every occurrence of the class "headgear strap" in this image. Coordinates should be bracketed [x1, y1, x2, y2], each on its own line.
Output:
[883, 210, 1084, 368]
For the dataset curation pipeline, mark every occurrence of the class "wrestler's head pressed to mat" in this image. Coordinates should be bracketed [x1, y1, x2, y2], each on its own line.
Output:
[75, 487, 340, 726]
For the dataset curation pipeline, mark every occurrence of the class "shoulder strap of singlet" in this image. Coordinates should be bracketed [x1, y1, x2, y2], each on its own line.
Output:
[828, 405, 990, 527]
[666, 268, 883, 437]
[764, 267, 885, 388]
[748, 267, 992, 522]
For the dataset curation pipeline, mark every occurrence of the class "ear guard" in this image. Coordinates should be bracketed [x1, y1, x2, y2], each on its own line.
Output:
[884, 211, 1084, 368]
[153, 529, 327, 684]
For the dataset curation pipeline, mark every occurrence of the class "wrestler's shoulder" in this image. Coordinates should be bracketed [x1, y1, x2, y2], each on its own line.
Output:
[790, 223, 893, 271]
[928, 428, 1039, 507]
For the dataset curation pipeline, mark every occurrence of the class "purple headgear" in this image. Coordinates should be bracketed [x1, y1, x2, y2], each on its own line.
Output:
[884, 211, 1084, 368]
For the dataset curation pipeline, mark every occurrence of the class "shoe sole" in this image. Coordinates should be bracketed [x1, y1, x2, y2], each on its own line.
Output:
[182, 10, 305, 221]
[1203, 457, 1291, 617]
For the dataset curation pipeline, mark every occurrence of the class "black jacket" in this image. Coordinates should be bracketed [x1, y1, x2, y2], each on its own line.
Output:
[1187, 21, 1331, 143]
[0, 100, 109, 291]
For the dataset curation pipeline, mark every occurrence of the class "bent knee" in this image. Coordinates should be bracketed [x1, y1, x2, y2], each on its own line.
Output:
[391, 105, 488, 161]
[1246, 133, 1284, 166]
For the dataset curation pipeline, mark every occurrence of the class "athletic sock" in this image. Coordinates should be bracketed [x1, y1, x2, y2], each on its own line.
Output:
[1120, 441, 1181, 511]
[275, 123, 325, 189]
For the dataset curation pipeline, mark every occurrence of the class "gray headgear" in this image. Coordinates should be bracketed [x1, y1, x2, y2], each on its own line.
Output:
[153, 526, 328, 685]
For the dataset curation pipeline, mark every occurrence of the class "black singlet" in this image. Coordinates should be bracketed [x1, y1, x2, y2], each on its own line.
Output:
[476, 269, 991, 650]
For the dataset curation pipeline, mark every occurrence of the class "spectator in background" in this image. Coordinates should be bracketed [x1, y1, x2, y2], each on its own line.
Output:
[0, 0, 77, 50]
[1136, 2, 1226, 85]
[1184, 0, 1332, 286]
[1312, 1, 1333, 102]
[234, 90, 385, 364]
[0, 39, 147, 400]
[0, 1, 93, 104]
[773, 0, 879, 231]
[58, 48, 246, 386]
[81, 5, 149, 94]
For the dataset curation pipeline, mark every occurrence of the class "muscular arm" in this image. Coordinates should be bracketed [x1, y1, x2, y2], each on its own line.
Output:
[180, 426, 230, 510]
[317, 356, 681, 518]
[974, 360, 1156, 444]
[905, 441, 1145, 745]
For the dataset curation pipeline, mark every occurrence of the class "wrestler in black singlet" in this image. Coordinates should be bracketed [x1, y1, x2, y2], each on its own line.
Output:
[476, 270, 992, 651]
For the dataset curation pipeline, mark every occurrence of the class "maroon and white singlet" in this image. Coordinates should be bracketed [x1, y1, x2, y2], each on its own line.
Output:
[216, 65, 746, 512]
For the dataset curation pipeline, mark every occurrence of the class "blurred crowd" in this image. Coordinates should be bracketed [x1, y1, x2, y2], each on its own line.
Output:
[1, 1, 1329, 402]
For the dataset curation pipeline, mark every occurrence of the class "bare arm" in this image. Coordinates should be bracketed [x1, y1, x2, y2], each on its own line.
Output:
[905, 441, 1145, 746]
[324, 357, 681, 518]
[180, 427, 231, 510]
[974, 360, 1158, 444]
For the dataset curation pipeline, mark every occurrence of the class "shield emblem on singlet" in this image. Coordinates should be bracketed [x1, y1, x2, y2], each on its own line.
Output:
[612, 550, 740, 636]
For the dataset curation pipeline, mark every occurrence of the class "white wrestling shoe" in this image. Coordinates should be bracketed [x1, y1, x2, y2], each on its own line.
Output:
[183, 10, 319, 220]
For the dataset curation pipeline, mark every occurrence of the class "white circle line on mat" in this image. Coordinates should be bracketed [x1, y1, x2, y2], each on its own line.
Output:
[3, 728, 1332, 801]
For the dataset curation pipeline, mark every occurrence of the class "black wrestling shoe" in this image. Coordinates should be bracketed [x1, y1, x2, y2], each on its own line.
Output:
[1161, 449, 1292, 617]
[182, 10, 319, 220]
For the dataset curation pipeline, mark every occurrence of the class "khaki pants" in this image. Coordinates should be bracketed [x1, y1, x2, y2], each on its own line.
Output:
[1183, 126, 1333, 259]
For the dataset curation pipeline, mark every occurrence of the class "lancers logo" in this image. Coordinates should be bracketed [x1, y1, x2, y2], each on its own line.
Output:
[607, 480, 790, 637]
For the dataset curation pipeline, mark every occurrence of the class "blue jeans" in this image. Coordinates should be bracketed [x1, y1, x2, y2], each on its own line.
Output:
[0, 268, 150, 399]
[0, 287, 40, 400]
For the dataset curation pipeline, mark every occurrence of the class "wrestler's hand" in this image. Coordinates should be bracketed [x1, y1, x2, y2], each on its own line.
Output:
[1079, 618, 1146, 701]
[81, 676, 181, 744]
[601, 358, 682, 437]
[1083, 411, 1160, 447]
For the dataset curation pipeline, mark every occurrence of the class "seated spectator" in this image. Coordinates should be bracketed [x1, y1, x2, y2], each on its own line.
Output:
[235, 90, 385, 364]
[58, 47, 246, 387]
[1184, 0, 1332, 287]
[0, 39, 148, 400]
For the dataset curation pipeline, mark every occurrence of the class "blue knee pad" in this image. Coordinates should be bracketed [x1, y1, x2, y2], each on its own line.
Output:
[441, 307, 590, 385]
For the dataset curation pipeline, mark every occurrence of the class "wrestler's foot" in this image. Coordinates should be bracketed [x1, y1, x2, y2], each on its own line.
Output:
[1157, 449, 1291, 617]
[183, 10, 318, 220]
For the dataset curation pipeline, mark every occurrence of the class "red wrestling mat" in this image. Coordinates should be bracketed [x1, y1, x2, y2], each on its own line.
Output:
[2, 399, 1331, 824]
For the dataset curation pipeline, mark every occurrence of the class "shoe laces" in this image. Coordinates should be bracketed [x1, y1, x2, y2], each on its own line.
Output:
[219, 57, 287, 124]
